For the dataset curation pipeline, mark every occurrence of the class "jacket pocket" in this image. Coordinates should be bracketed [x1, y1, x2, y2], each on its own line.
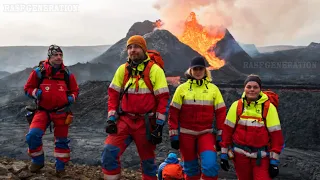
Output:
[39, 84, 52, 106]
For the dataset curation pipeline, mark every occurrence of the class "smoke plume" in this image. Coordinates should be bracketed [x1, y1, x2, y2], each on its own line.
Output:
[153, 0, 319, 46]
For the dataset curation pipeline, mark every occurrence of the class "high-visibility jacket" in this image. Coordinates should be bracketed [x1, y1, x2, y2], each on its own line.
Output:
[107, 54, 170, 123]
[220, 91, 284, 160]
[168, 78, 226, 137]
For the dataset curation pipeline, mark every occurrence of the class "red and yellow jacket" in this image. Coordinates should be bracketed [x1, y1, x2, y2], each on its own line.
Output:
[24, 60, 79, 110]
[220, 91, 284, 160]
[107, 54, 170, 122]
[168, 77, 226, 137]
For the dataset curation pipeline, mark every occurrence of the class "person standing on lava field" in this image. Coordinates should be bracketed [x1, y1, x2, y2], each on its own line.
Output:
[219, 74, 284, 180]
[168, 56, 227, 180]
[23, 44, 79, 177]
[101, 35, 170, 180]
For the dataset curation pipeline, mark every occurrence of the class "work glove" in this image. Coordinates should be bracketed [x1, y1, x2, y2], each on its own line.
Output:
[220, 153, 230, 171]
[216, 135, 222, 152]
[150, 124, 163, 145]
[105, 116, 117, 134]
[170, 135, 179, 150]
[33, 89, 42, 100]
[269, 159, 279, 178]
[67, 95, 75, 104]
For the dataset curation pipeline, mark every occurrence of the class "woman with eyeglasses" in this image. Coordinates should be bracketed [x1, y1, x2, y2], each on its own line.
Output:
[168, 56, 227, 180]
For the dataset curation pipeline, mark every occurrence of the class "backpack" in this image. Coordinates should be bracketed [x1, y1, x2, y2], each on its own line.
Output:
[236, 90, 279, 124]
[121, 50, 165, 93]
[36, 60, 70, 89]
[25, 60, 71, 127]
[162, 164, 184, 180]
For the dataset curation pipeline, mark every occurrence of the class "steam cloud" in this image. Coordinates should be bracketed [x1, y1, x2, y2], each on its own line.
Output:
[153, 0, 318, 46]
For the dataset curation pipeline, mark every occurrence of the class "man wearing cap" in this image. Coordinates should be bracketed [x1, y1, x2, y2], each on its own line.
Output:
[168, 56, 226, 180]
[101, 35, 169, 180]
[24, 44, 79, 176]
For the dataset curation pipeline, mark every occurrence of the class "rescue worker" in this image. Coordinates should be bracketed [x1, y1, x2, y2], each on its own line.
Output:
[24, 45, 79, 176]
[158, 152, 184, 180]
[219, 74, 284, 180]
[168, 56, 227, 180]
[101, 35, 170, 180]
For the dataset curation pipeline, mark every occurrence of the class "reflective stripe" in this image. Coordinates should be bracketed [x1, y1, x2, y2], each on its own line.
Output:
[104, 173, 120, 180]
[108, 110, 117, 118]
[28, 150, 44, 157]
[225, 119, 235, 128]
[32, 88, 37, 99]
[234, 147, 268, 159]
[169, 129, 178, 136]
[156, 112, 166, 121]
[180, 127, 213, 135]
[171, 102, 181, 109]
[127, 112, 154, 117]
[238, 119, 265, 127]
[215, 102, 226, 110]
[154, 87, 169, 96]
[71, 94, 76, 101]
[240, 115, 262, 121]
[109, 83, 121, 92]
[217, 130, 222, 135]
[54, 152, 70, 158]
[183, 100, 213, 106]
[127, 88, 151, 94]
[268, 125, 282, 132]
[221, 147, 228, 154]
[269, 152, 280, 160]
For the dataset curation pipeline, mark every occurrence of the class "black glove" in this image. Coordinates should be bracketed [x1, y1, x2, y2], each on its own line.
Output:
[269, 164, 279, 178]
[215, 134, 222, 151]
[220, 153, 230, 171]
[171, 140, 179, 150]
[150, 125, 163, 145]
[105, 120, 117, 134]
[216, 141, 221, 152]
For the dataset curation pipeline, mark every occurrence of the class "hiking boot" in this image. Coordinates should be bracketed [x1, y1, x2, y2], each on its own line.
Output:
[29, 163, 44, 173]
[56, 169, 71, 178]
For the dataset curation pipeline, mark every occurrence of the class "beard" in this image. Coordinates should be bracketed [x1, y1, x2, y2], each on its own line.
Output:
[129, 52, 145, 64]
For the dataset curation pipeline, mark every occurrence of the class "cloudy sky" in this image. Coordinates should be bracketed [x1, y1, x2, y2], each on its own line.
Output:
[0, 0, 319, 47]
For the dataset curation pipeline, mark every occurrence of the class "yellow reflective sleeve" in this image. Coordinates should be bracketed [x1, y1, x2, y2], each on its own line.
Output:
[226, 101, 238, 124]
[150, 64, 168, 93]
[213, 85, 225, 107]
[171, 84, 184, 108]
[110, 64, 126, 88]
[266, 103, 281, 127]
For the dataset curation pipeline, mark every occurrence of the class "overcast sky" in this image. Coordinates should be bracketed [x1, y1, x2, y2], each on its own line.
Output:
[0, 0, 319, 47]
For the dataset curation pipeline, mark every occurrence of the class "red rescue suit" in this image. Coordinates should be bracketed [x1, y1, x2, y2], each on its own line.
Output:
[24, 60, 79, 170]
[169, 77, 227, 180]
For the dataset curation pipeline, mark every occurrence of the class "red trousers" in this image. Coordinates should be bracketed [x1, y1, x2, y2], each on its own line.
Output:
[179, 133, 218, 180]
[25, 110, 70, 170]
[101, 115, 157, 180]
[233, 152, 271, 180]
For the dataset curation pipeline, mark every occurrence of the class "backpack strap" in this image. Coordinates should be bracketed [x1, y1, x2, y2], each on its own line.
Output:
[36, 61, 70, 90]
[261, 100, 270, 121]
[142, 60, 155, 94]
[236, 98, 244, 124]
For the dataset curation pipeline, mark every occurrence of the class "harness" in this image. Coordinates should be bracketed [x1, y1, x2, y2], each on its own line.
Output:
[233, 142, 268, 165]
[32, 61, 71, 132]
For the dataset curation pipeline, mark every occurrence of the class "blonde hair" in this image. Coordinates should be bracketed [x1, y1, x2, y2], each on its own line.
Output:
[185, 67, 212, 81]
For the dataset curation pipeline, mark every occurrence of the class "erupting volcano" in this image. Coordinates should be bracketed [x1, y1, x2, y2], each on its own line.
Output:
[154, 12, 226, 69]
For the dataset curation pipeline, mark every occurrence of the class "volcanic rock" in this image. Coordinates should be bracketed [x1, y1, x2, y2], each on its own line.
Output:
[91, 29, 201, 76]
